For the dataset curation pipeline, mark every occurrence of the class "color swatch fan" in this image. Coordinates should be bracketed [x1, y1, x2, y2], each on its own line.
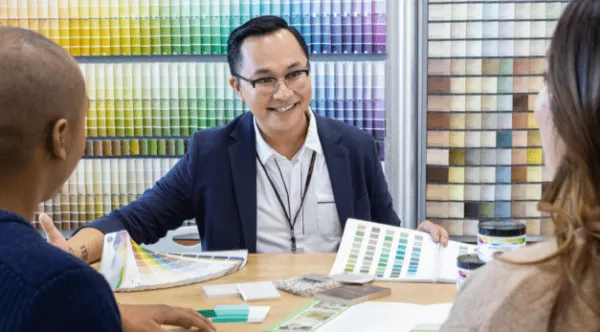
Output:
[99, 231, 248, 292]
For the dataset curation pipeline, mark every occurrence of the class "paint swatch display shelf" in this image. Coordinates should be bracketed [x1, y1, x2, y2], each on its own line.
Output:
[33, 158, 179, 230]
[0, 0, 386, 56]
[77, 61, 386, 144]
[17, 1, 390, 231]
[425, 1, 569, 238]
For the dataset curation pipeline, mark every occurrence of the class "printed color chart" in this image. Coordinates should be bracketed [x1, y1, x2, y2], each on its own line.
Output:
[425, 1, 568, 237]
[331, 219, 476, 283]
[0, 0, 386, 56]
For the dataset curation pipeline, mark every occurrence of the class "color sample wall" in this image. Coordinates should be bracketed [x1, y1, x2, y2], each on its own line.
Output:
[78, 61, 385, 151]
[425, 0, 567, 238]
[0, 1, 387, 230]
[0, 0, 386, 55]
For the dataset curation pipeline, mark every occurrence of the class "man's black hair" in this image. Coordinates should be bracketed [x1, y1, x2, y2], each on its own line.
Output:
[227, 15, 309, 75]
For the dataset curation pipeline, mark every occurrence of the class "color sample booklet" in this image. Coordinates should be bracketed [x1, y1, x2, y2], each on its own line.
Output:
[98, 230, 248, 292]
[330, 219, 476, 283]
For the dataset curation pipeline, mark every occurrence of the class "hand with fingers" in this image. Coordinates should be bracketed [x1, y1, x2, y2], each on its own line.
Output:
[417, 220, 450, 247]
[39, 213, 73, 254]
[120, 304, 216, 332]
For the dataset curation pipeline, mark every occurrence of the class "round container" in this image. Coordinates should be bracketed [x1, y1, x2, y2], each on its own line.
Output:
[477, 221, 526, 263]
[457, 254, 486, 291]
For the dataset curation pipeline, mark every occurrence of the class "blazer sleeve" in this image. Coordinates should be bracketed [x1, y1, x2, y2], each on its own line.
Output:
[79, 133, 201, 244]
[369, 140, 402, 226]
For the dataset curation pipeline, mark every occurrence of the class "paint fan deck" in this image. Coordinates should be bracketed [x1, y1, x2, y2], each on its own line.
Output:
[99, 230, 248, 292]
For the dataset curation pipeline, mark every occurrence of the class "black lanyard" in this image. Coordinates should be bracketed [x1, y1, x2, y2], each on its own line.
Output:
[257, 150, 317, 253]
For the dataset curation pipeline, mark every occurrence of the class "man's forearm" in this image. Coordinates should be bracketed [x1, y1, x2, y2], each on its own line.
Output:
[67, 227, 105, 264]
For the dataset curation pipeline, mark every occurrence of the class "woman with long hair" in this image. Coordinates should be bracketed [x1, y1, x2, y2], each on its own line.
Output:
[441, 0, 600, 330]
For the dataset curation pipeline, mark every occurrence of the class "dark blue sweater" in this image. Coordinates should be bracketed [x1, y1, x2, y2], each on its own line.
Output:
[0, 210, 122, 331]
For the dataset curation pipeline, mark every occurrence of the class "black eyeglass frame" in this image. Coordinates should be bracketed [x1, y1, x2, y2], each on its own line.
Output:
[233, 66, 311, 91]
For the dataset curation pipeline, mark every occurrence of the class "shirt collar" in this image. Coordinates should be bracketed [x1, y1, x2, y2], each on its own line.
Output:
[254, 107, 322, 164]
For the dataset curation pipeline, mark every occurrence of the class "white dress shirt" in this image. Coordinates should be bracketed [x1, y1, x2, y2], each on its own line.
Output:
[254, 109, 342, 253]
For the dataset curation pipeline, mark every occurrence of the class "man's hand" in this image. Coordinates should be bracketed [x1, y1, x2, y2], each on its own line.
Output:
[120, 304, 216, 332]
[417, 220, 449, 246]
[40, 213, 72, 254]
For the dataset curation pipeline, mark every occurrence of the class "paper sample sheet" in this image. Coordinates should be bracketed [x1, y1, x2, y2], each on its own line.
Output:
[330, 219, 476, 282]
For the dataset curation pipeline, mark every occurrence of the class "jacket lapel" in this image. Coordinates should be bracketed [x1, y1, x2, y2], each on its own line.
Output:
[228, 113, 257, 252]
[316, 116, 354, 230]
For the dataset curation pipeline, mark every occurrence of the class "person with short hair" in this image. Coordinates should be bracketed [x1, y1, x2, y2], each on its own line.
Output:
[0, 26, 215, 332]
[0, 25, 122, 332]
[42, 15, 448, 263]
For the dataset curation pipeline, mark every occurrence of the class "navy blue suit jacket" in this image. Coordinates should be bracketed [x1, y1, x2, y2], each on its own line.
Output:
[86, 112, 401, 253]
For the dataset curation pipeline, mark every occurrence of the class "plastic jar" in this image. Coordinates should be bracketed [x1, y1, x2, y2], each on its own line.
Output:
[477, 221, 526, 263]
[457, 254, 485, 291]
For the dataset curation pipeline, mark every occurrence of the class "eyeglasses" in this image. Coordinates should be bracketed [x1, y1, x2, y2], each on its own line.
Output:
[234, 67, 310, 96]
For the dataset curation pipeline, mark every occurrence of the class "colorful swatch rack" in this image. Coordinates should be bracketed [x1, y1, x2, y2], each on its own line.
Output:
[17, 2, 389, 232]
[425, 0, 569, 238]
[34, 158, 178, 230]
[99, 230, 248, 292]
[84, 138, 189, 157]
[77, 61, 386, 149]
[0, 0, 386, 56]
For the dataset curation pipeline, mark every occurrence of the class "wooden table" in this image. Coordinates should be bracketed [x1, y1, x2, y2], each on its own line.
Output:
[114, 253, 457, 331]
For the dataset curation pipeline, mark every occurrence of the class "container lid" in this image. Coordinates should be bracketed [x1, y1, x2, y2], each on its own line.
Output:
[478, 221, 526, 237]
[457, 254, 486, 270]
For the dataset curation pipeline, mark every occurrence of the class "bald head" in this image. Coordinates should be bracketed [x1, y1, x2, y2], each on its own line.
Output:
[0, 27, 86, 171]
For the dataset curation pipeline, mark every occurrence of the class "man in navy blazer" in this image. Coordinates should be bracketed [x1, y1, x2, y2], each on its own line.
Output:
[42, 15, 448, 261]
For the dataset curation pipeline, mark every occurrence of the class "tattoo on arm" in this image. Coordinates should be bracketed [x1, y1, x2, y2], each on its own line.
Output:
[67, 246, 75, 256]
[80, 245, 89, 262]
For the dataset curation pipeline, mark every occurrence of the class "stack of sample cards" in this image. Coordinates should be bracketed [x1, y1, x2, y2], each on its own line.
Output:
[202, 281, 281, 302]
[197, 304, 270, 323]
[98, 230, 248, 292]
